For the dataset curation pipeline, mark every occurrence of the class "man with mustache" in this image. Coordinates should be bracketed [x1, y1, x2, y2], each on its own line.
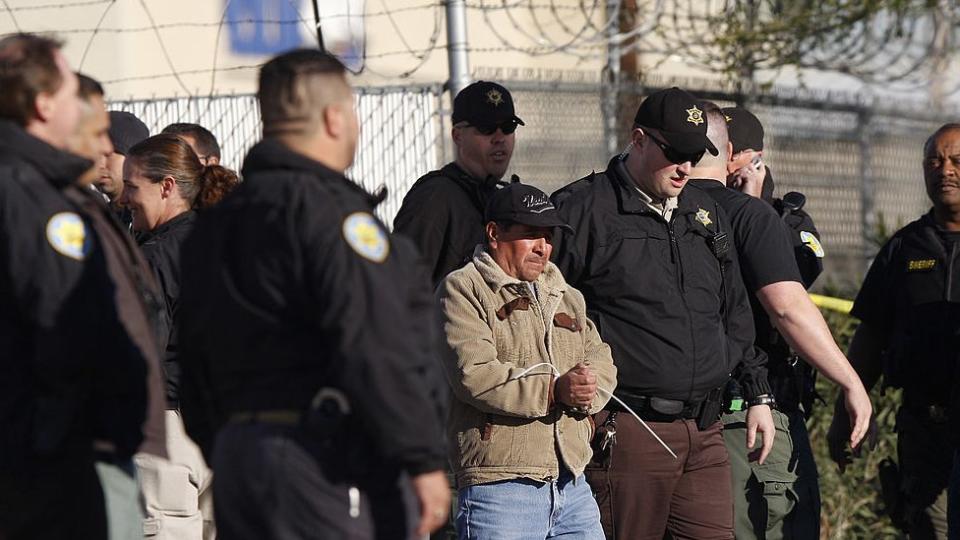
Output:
[395, 81, 523, 286]
[551, 87, 774, 539]
[829, 123, 960, 540]
[436, 182, 616, 539]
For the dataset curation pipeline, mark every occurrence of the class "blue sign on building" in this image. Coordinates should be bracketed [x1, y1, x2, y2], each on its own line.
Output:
[227, 0, 306, 55]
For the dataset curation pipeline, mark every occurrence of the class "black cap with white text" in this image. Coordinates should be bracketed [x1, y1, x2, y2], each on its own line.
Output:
[484, 183, 572, 233]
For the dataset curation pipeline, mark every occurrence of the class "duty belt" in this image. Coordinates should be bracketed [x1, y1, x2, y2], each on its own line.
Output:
[606, 393, 700, 421]
[229, 409, 302, 425]
[904, 404, 950, 424]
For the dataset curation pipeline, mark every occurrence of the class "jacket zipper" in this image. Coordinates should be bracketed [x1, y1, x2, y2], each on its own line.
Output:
[668, 217, 697, 402]
[947, 240, 957, 301]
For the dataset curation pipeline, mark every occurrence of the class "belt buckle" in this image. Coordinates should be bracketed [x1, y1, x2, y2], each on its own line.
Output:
[928, 405, 948, 423]
[649, 397, 684, 416]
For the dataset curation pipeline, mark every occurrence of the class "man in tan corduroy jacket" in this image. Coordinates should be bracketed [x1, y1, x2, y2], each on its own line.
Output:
[437, 183, 616, 540]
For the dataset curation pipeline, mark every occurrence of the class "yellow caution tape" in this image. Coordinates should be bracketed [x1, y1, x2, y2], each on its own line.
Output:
[809, 293, 853, 315]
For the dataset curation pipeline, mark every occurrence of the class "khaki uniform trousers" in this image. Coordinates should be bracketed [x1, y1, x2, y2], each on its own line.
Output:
[134, 410, 215, 539]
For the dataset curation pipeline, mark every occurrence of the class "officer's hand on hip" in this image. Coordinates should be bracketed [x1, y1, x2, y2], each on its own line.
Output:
[745, 404, 775, 465]
[555, 363, 597, 408]
[411, 470, 451, 535]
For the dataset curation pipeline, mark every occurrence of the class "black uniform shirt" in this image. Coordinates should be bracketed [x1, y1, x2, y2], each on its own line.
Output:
[551, 157, 770, 403]
[692, 179, 810, 406]
[138, 210, 197, 407]
[394, 162, 500, 286]
[852, 211, 960, 406]
[763, 168, 825, 288]
[776, 203, 823, 288]
[178, 138, 445, 475]
[690, 179, 802, 291]
[0, 120, 147, 464]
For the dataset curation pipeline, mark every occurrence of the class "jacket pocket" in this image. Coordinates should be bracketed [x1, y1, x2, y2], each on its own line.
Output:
[553, 312, 582, 333]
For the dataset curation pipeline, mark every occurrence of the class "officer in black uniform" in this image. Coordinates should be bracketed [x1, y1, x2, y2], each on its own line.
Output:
[829, 123, 960, 540]
[951, 380, 959, 539]
[177, 49, 449, 540]
[689, 103, 872, 540]
[0, 33, 149, 540]
[551, 87, 775, 539]
[394, 81, 524, 286]
[724, 107, 824, 286]
[99, 111, 148, 229]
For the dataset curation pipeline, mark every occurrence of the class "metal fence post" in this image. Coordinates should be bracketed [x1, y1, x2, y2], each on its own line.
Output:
[602, 0, 621, 156]
[445, 0, 471, 99]
[858, 108, 875, 271]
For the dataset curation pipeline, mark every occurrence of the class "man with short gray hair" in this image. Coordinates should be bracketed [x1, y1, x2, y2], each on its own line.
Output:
[830, 123, 960, 540]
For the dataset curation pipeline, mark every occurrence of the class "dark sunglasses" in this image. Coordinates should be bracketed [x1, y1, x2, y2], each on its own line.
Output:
[466, 121, 519, 136]
[645, 132, 705, 165]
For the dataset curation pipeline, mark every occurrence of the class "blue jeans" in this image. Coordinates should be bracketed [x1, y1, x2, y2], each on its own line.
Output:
[456, 470, 604, 540]
[949, 450, 959, 540]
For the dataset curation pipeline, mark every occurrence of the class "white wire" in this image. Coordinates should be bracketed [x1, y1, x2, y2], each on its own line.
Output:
[510, 363, 678, 459]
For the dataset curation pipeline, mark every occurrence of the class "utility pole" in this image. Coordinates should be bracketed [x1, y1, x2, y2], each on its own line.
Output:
[858, 108, 875, 271]
[602, 0, 621, 156]
[311, 0, 325, 51]
[445, 0, 471, 98]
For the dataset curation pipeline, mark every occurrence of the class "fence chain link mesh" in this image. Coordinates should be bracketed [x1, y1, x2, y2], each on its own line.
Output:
[109, 81, 943, 287]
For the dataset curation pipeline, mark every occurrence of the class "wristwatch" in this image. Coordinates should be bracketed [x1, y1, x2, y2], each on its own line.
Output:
[747, 393, 777, 409]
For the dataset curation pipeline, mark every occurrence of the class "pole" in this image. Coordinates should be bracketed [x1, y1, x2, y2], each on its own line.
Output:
[445, 0, 471, 99]
[858, 109, 875, 272]
[602, 0, 621, 156]
[311, 0, 325, 51]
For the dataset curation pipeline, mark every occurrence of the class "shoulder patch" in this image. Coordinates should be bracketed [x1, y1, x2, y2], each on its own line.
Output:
[907, 259, 936, 272]
[342, 212, 389, 263]
[46, 212, 90, 261]
[799, 231, 824, 258]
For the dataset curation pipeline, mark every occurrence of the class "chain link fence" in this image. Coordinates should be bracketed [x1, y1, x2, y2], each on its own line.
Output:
[504, 77, 945, 289]
[110, 79, 946, 288]
[108, 85, 444, 225]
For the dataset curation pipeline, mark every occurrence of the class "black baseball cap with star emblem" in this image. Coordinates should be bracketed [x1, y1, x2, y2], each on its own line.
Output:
[452, 81, 525, 128]
[633, 87, 718, 156]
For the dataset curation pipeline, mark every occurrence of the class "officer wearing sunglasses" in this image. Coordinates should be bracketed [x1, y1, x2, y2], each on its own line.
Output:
[395, 81, 524, 286]
[551, 87, 773, 539]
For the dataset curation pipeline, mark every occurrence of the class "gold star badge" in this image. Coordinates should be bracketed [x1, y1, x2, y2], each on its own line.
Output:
[695, 208, 712, 227]
[486, 89, 503, 107]
[686, 106, 704, 126]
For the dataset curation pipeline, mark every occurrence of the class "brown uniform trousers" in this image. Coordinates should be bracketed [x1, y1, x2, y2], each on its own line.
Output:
[585, 411, 734, 540]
